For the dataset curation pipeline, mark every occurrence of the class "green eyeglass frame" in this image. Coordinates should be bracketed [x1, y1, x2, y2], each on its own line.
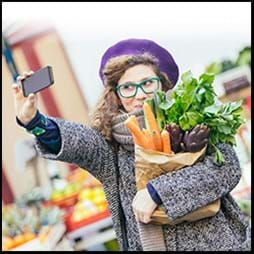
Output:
[115, 77, 160, 98]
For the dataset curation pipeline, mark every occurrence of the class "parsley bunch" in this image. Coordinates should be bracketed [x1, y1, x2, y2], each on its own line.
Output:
[156, 70, 245, 164]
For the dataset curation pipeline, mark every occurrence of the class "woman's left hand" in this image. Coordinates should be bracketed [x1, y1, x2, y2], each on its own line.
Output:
[132, 188, 158, 223]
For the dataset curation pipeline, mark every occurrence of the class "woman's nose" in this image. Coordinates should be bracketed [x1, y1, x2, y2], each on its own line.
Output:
[135, 87, 147, 99]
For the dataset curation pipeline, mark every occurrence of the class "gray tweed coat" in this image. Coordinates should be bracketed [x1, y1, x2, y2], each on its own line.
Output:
[35, 117, 251, 251]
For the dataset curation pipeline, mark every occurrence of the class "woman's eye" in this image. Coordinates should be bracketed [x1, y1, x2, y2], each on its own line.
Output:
[143, 80, 152, 86]
[123, 84, 134, 90]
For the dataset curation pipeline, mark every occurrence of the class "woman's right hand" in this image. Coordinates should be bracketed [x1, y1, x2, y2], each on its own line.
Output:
[12, 71, 38, 125]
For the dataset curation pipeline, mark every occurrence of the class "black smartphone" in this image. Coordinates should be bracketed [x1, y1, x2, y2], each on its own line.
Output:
[20, 66, 54, 97]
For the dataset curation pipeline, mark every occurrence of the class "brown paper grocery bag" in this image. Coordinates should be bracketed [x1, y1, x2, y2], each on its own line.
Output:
[135, 145, 221, 225]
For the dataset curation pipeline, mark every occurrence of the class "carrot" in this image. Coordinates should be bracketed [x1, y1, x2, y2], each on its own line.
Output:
[142, 128, 147, 135]
[129, 115, 139, 126]
[129, 115, 142, 144]
[152, 130, 163, 152]
[143, 102, 162, 151]
[143, 102, 161, 133]
[142, 128, 156, 150]
[125, 117, 151, 150]
[161, 129, 172, 154]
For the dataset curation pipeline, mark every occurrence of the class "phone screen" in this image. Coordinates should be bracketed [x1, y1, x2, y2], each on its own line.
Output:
[21, 66, 54, 97]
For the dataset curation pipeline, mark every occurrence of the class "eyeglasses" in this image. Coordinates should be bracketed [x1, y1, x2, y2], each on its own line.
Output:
[116, 77, 160, 98]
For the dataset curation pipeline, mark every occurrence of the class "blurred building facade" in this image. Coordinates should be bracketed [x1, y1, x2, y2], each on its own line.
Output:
[2, 21, 90, 204]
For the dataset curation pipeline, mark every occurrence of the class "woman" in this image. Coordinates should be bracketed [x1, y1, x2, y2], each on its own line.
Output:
[12, 38, 250, 251]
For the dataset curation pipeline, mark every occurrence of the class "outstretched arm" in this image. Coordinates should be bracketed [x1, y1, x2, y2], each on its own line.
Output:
[12, 71, 116, 181]
[33, 116, 116, 180]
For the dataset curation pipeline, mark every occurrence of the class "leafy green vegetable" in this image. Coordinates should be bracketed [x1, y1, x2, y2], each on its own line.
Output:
[205, 46, 251, 75]
[221, 60, 237, 73]
[153, 90, 166, 130]
[236, 46, 251, 67]
[150, 70, 245, 164]
[205, 61, 222, 75]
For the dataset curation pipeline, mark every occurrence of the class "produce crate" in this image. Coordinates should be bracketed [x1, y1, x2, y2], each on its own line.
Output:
[9, 223, 66, 251]
[65, 209, 111, 232]
[49, 192, 79, 209]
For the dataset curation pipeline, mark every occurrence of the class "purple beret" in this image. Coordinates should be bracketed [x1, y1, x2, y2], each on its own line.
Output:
[99, 38, 179, 86]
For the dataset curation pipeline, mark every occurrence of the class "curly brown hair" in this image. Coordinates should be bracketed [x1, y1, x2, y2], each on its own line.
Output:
[89, 53, 174, 141]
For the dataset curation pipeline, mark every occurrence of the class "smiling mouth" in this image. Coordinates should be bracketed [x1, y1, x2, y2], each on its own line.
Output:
[135, 105, 143, 109]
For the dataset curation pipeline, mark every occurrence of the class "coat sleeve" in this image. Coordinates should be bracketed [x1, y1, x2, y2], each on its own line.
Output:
[34, 117, 116, 180]
[148, 143, 242, 221]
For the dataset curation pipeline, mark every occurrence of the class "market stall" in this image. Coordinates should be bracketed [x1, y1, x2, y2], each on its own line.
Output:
[205, 47, 251, 224]
[2, 168, 119, 251]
